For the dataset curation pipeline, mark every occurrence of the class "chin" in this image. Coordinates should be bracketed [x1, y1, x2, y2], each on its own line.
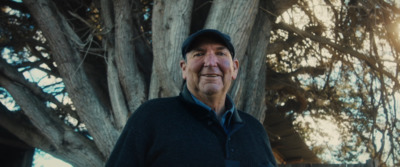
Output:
[201, 86, 224, 95]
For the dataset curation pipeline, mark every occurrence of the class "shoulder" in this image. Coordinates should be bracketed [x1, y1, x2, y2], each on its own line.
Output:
[138, 97, 181, 111]
[237, 111, 260, 123]
[128, 97, 183, 126]
[237, 111, 265, 131]
[134, 96, 184, 117]
[236, 110, 272, 143]
[125, 96, 182, 126]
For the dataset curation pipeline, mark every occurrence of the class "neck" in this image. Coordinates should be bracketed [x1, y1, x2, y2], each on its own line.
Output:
[197, 93, 227, 117]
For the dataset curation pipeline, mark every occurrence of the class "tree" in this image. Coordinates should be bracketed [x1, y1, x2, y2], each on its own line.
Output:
[0, 0, 399, 166]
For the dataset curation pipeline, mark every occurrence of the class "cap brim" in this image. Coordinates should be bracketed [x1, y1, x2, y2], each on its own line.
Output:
[181, 29, 235, 59]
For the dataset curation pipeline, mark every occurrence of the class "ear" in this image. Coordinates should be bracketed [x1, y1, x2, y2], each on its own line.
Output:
[180, 60, 187, 79]
[232, 59, 239, 80]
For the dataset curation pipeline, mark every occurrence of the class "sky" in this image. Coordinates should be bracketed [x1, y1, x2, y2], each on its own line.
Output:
[33, 149, 72, 167]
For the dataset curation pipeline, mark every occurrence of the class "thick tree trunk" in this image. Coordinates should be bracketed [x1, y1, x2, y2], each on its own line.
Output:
[114, 0, 147, 113]
[150, 0, 194, 98]
[231, 0, 272, 121]
[205, 0, 259, 60]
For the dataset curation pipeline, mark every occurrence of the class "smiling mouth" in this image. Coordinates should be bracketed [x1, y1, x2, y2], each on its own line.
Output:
[202, 74, 219, 77]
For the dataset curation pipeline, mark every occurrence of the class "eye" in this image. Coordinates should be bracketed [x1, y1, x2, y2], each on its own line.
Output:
[216, 51, 226, 56]
[193, 52, 205, 57]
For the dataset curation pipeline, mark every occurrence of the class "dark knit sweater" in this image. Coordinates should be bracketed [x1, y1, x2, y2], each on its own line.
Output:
[106, 87, 277, 167]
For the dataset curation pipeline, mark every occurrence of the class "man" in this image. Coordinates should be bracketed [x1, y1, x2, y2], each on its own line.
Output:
[106, 29, 277, 167]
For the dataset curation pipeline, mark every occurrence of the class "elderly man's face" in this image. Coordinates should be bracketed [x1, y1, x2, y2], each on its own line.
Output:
[180, 37, 239, 99]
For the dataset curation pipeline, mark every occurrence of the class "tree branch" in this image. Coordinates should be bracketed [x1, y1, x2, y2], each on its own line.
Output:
[276, 22, 400, 90]
[106, 52, 128, 131]
[271, 0, 299, 16]
[0, 103, 103, 166]
[0, 58, 78, 120]
[23, 0, 118, 158]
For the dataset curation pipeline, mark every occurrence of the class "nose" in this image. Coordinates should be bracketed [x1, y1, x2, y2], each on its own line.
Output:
[204, 52, 218, 67]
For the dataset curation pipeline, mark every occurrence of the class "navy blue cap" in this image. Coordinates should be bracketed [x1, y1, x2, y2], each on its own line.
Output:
[181, 29, 235, 59]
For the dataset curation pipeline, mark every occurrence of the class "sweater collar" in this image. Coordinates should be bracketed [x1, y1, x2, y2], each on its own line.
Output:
[179, 85, 243, 123]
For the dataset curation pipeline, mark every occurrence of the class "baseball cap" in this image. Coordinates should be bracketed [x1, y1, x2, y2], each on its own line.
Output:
[181, 29, 235, 59]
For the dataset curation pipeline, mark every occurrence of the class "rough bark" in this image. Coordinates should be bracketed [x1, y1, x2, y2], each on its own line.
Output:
[23, 0, 118, 160]
[114, 0, 147, 114]
[205, 0, 259, 62]
[107, 50, 129, 131]
[230, 0, 272, 122]
[150, 0, 194, 98]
